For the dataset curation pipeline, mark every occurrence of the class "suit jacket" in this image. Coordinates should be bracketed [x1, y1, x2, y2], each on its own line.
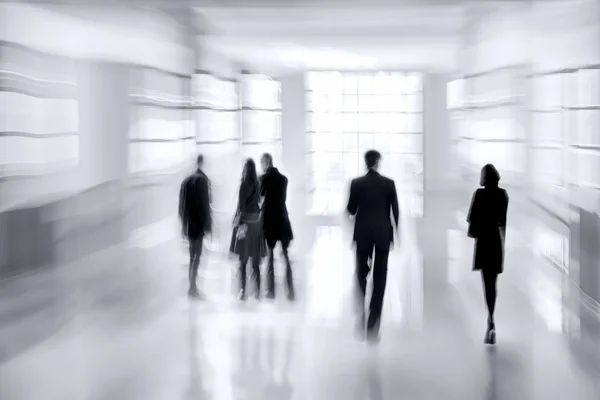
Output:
[260, 167, 293, 243]
[346, 169, 400, 250]
[179, 169, 212, 239]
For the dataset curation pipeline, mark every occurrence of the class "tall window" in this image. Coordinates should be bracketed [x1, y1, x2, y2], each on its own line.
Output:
[460, 68, 526, 187]
[129, 67, 193, 175]
[241, 73, 282, 165]
[192, 69, 240, 214]
[529, 67, 600, 196]
[306, 71, 423, 216]
[0, 42, 79, 206]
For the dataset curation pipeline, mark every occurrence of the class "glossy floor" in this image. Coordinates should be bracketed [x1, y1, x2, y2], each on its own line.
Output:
[1, 217, 599, 400]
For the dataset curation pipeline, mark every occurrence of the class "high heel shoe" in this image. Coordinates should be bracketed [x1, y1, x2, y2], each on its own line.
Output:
[237, 289, 246, 301]
[488, 329, 496, 345]
[484, 320, 496, 345]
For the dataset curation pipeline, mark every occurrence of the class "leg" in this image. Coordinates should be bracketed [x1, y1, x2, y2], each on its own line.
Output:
[238, 255, 248, 300]
[266, 240, 276, 298]
[367, 246, 390, 338]
[251, 256, 261, 299]
[281, 241, 295, 300]
[188, 237, 203, 294]
[481, 270, 498, 323]
[354, 246, 372, 334]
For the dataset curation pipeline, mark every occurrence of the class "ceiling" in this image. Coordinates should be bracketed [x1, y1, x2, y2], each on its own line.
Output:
[194, 5, 466, 75]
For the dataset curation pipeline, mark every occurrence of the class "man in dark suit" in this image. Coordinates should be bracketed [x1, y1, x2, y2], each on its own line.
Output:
[260, 153, 295, 301]
[347, 150, 400, 343]
[179, 154, 212, 298]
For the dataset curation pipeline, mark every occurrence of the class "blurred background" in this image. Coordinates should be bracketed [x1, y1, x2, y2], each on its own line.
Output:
[2, 1, 600, 399]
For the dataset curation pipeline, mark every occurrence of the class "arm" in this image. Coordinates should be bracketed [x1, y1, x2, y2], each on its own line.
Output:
[178, 179, 187, 222]
[179, 178, 189, 235]
[390, 181, 400, 229]
[199, 177, 212, 234]
[236, 182, 246, 215]
[282, 178, 288, 204]
[346, 180, 358, 216]
[260, 175, 266, 197]
[499, 191, 509, 240]
[466, 190, 479, 238]
[234, 182, 246, 225]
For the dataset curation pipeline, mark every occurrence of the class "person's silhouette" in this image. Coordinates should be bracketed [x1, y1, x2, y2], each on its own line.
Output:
[467, 164, 509, 344]
[230, 158, 267, 301]
[179, 154, 212, 299]
[259, 153, 295, 301]
[185, 303, 209, 399]
[347, 150, 400, 344]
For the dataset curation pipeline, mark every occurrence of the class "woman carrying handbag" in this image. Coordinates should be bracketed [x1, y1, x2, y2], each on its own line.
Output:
[229, 158, 267, 301]
[467, 164, 509, 345]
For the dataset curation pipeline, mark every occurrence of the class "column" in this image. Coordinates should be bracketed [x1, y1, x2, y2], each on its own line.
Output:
[281, 73, 310, 253]
[77, 61, 130, 187]
[71, 61, 129, 257]
[423, 74, 453, 196]
[419, 73, 454, 325]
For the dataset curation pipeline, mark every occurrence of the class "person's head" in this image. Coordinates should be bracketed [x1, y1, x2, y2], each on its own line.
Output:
[480, 163, 500, 187]
[364, 150, 382, 171]
[241, 158, 258, 185]
[196, 154, 204, 170]
[260, 153, 273, 173]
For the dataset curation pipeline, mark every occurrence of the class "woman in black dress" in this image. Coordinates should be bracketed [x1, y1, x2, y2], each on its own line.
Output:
[230, 158, 267, 301]
[467, 164, 509, 344]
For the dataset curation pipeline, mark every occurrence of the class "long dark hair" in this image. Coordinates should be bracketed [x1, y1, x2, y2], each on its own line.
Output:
[241, 158, 259, 189]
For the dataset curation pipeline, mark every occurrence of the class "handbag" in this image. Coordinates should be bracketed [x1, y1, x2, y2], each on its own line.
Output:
[236, 223, 248, 240]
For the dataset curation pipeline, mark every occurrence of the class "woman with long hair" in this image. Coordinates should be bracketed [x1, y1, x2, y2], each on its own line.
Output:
[467, 164, 509, 344]
[230, 158, 267, 301]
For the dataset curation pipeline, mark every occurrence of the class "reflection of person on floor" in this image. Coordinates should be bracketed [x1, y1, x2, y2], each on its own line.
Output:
[230, 158, 267, 301]
[366, 355, 383, 400]
[347, 150, 400, 344]
[260, 153, 295, 301]
[263, 326, 295, 400]
[179, 154, 212, 299]
[467, 164, 508, 345]
[185, 303, 209, 400]
[233, 325, 296, 400]
[232, 326, 265, 399]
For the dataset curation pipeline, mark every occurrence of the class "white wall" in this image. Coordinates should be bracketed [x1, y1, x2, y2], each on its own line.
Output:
[462, 3, 531, 74]
[531, 0, 600, 72]
[0, 3, 193, 75]
[423, 73, 453, 193]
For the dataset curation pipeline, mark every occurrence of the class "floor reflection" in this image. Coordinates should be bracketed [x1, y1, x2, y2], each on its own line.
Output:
[230, 317, 297, 400]
[3, 202, 600, 399]
[305, 223, 424, 331]
[484, 347, 532, 400]
[365, 355, 383, 400]
[186, 303, 209, 400]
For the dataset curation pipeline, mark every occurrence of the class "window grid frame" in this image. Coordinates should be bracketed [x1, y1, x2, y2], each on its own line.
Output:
[306, 71, 424, 215]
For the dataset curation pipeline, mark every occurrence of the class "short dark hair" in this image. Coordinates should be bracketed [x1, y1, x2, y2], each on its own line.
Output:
[364, 150, 381, 169]
[261, 153, 273, 166]
[196, 154, 204, 165]
[480, 163, 500, 187]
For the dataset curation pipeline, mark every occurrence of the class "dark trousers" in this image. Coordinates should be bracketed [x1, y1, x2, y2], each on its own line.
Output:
[355, 244, 390, 334]
[266, 240, 294, 297]
[481, 270, 498, 321]
[240, 255, 261, 294]
[189, 237, 203, 290]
